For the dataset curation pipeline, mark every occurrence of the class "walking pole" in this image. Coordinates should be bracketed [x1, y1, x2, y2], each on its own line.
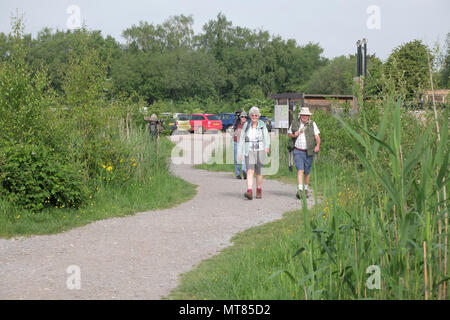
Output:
[289, 150, 294, 172]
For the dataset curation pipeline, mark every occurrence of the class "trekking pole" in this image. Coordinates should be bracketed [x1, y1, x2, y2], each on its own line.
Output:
[288, 150, 294, 172]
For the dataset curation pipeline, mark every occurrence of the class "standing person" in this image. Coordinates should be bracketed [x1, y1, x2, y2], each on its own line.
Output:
[287, 107, 320, 199]
[148, 114, 163, 141]
[238, 106, 270, 200]
[233, 110, 248, 179]
[231, 109, 242, 130]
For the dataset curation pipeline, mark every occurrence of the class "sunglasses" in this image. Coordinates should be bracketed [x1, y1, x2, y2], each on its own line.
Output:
[250, 114, 259, 117]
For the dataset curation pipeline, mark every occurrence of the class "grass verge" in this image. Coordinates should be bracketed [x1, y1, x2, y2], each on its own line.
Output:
[0, 137, 197, 238]
[168, 157, 351, 300]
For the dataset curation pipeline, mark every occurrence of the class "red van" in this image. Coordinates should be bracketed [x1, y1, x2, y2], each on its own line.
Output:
[189, 114, 223, 133]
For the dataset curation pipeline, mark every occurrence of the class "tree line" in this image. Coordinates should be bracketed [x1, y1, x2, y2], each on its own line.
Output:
[0, 13, 448, 112]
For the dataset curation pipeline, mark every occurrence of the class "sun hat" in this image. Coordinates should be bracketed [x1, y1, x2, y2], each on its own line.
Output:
[150, 113, 158, 121]
[248, 106, 261, 117]
[239, 110, 247, 117]
[298, 107, 312, 116]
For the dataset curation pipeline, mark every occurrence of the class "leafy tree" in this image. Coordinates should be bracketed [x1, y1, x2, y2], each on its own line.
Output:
[279, 41, 327, 92]
[61, 27, 113, 178]
[384, 40, 432, 99]
[0, 17, 89, 210]
[122, 15, 195, 53]
[9, 27, 123, 93]
[364, 55, 384, 97]
[197, 13, 326, 100]
[0, 17, 54, 146]
[439, 33, 450, 88]
[111, 49, 227, 102]
[302, 55, 355, 95]
[198, 12, 234, 60]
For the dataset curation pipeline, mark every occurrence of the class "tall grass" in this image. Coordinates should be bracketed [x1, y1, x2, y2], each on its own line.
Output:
[333, 99, 447, 297]
[170, 99, 448, 300]
[0, 128, 197, 238]
[271, 99, 448, 299]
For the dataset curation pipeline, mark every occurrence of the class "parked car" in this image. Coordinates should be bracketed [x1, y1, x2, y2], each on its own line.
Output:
[165, 115, 177, 133]
[190, 114, 223, 133]
[216, 113, 236, 131]
[260, 116, 272, 131]
[174, 113, 191, 133]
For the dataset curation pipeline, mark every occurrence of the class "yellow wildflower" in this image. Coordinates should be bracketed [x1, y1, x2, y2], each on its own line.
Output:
[107, 166, 113, 171]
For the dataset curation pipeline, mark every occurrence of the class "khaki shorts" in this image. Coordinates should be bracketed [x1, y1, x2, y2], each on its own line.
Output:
[245, 150, 266, 175]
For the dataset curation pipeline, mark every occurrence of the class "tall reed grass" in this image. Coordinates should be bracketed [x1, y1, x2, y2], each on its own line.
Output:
[272, 99, 449, 299]
[170, 99, 448, 300]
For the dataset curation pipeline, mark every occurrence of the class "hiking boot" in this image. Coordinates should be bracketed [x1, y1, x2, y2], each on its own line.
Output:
[236, 175, 242, 179]
[242, 171, 247, 180]
[244, 190, 253, 200]
[296, 189, 309, 199]
[256, 188, 262, 199]
[289, 165, 293, 172]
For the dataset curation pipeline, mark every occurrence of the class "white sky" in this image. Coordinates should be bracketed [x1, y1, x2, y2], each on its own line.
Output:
[0, 0, 449, 60]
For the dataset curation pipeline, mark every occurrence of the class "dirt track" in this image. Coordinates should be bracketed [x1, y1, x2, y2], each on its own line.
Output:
[0, 133, 315, 299]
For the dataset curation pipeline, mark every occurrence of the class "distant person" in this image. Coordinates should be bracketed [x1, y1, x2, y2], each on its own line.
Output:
[231, 109, 242, 131]
[287, 107, 320, 199]
[233, 110, 248, 179]
[148, 114, 163, 141]
[238, 106, 270, 200]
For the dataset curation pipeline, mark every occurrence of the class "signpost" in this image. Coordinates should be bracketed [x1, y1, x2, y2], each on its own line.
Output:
[274, 104, 289, 129]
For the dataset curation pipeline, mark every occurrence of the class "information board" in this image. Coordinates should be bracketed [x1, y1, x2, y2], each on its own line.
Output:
[274, 105, 289, 129]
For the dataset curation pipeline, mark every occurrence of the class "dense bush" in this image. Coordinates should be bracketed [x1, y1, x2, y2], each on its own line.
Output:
[0, 19, 158, 212]
[0, 144, 88, 211]
[310, 109, 356, 162]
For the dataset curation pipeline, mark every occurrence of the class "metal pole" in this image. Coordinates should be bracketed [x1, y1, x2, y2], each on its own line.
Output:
[362, 38, 367, 77]
[357, 40, 362, 77]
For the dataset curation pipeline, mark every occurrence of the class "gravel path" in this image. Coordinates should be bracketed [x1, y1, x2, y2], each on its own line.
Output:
[0, 133, 315, 299]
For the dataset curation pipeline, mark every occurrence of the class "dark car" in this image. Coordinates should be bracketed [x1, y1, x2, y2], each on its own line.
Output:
[260, 116, 272, 131]
[217, 113, 236, 131]
[166, 118, 177, 133]
[158, 113, 176, 133]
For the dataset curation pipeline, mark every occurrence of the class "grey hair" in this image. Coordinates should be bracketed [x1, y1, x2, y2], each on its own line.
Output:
[248, 106, 261, 117]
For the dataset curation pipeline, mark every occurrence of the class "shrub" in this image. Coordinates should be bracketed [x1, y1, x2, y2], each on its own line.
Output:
[0, 144, 89, 211]
[311, 109, 356, 162]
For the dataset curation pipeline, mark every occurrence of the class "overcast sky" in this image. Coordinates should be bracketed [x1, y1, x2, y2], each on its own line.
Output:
[1, 0, 449, 60]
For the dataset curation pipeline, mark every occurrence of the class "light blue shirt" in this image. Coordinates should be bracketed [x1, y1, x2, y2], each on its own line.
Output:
[237, 120, 270, 157]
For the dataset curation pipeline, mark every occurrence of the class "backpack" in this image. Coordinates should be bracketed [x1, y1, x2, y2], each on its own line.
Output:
[149, 121, 158, 136]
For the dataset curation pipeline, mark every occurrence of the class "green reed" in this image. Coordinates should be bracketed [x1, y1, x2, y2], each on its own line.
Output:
[170, 99, 448, 300]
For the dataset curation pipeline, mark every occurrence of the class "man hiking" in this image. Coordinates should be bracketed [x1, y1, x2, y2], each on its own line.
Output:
[287, 107, 320, 199]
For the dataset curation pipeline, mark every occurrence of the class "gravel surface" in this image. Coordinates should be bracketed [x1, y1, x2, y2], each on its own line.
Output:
[0, 133, 316, 299]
